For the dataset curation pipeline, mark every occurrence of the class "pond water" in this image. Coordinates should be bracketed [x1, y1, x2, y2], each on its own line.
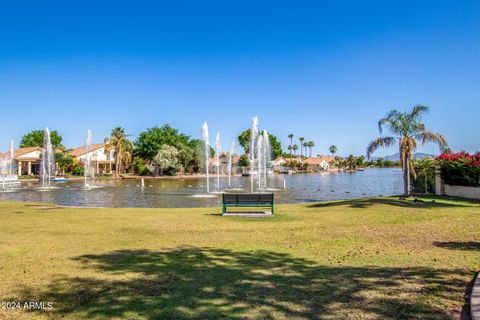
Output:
[0, 168, 403, 208]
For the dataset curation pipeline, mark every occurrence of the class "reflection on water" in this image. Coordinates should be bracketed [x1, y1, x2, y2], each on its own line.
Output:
[0, 168, 403, 208]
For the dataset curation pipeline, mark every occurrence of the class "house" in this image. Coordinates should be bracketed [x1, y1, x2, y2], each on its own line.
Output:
[0, 147, 42, 175]
[273, 156, 335, 171]
[303, 156, 335, 170]
[208, 153, 240, 174]
[273, 157, 298, 171]
[68, 143, 115, 175]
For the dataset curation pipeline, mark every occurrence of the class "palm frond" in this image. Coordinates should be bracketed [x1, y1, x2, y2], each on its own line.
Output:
[366, 136, 396, 159]
[409, 105, 429, 121]
[417, 130, 448, 151]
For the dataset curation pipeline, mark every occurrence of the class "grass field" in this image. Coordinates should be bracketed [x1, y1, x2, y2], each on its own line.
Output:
[0, 197, 479, 319]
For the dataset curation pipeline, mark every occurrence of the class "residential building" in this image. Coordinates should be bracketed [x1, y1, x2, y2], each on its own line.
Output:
[68, 143, 115, 175]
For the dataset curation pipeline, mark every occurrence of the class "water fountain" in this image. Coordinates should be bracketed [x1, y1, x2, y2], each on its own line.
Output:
[215, 133, 221, 192]
[227, 141, 235, 188]
[0, 157, 7, 192]
[9, 140, 13, 176]
[257, 133, 264, 191]
[250, 116, 259, 192]
[262, 130, 271, 190]
[40, 128, 54, 190]
[84, 129, 93, 189]
[201, 122, 210, 194]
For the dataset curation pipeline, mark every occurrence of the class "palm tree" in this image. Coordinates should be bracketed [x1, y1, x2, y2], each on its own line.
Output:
[288, 134, 294, 158]
[293, 144, 298, 156]
[307, 141, 315, 157]
[299, 137, 305, 157]
[346, 154, 357, 171]
[367, 105, 447, 197]
[303, 142, 308, 158]
[105, 127, 134, 177]
[329, 145, 337, 157]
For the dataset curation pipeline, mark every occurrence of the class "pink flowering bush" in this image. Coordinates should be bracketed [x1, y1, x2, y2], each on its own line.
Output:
[436, 151, 480, 187]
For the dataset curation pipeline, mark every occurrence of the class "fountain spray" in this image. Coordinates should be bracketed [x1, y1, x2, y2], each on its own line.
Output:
[257, 134, 263, 192]
[250, 116, 259, 192]
[41, 128, 53, 189]
[201, 122, 210, 193]
[215, 133, 221, 192]
[84, 129, 93, 189]
[227, 141, 235, 188]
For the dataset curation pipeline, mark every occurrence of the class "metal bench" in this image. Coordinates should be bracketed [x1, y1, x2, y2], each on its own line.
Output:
[221, 193, 274, 215]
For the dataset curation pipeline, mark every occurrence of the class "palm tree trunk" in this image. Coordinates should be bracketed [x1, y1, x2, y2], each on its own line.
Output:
[403, 154, 410, 197]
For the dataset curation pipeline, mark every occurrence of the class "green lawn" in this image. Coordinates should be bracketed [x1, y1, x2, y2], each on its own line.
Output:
[0, 197, 479, 319]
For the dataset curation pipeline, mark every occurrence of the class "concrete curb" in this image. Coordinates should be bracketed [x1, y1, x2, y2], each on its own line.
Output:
[471, 272, 480, 320]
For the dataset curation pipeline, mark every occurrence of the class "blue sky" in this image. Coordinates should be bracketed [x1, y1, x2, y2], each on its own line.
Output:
[1, 1, 479, 157]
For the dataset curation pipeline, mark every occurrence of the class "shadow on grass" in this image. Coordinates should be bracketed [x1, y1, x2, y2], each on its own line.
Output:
[308, 197, 477, 209]
[434, 241, 480, 251]
[12, 247, 472, 319]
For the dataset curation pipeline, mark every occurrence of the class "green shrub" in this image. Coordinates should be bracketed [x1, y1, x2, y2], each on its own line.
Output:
[72, 165, 85, 176]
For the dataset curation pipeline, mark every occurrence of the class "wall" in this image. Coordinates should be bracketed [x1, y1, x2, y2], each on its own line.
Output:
[435, 166, 480, 199]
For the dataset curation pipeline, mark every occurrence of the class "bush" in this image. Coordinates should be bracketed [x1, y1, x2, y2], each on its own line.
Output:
[412, 158, 435, 193]
[133, 157, 150, 176]
[72, 165, 85, 176]
[437, 151, 480, 187]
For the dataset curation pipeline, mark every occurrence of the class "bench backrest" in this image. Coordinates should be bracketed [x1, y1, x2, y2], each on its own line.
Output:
[223, 193, 274, 204]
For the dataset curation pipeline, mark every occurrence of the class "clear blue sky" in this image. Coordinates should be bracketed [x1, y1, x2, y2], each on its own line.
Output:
[1, 0, 479, 157]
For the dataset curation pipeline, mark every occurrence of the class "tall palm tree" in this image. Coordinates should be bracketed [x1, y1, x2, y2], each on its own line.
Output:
[288, 134, 294, 158]
[293, 144, 298, 156]
[367, 105, 447, 197]
[307, 141, 315, 157]
[105, 127, 134, 177]
[303, 142, 308, 158]
[329, 145, 337, 157]
[299, 137, 305, 157]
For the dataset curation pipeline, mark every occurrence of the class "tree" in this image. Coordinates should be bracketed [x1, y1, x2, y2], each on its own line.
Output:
[329, 145, 337, 156]
[367, 105, 447, 197]
[307, 141, 315, 157]
[105, 127, 133, 177]
[346, 155, 357, 170]
[54, 152, 75, 174]
[20, 130, 63, 149]
[292, 144, 298, 156]
[288, 134, 294, 158]
[153, 145, 181, 176]
[135, 125, 190, 161]
[299, 137, 305, 157]
[238, 154, 250, 168]
[303, 142, 308, 157]
[356, 155, 365, 167]
[237, 129, 283, 158]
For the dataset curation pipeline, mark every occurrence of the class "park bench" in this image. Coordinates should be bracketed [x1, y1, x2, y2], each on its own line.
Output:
[221, 193, 274, 215]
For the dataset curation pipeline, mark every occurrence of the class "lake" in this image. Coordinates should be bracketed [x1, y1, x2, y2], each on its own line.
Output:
[0, 168, 403, 208]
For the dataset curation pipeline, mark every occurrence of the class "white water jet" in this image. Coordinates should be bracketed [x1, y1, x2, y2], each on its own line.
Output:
[257, 134, 263, 192]
[262, 130, 271, 190]
[215, 133, 221, 192]
[84, 129, 93, 189]
[201, 122, 210, 193]
[227, 141, 235, 188]
[9, 140, 13, 176]
[250, 116, 259, 193]
[41, 128, 54, 189]
[1, 140, 18, 192]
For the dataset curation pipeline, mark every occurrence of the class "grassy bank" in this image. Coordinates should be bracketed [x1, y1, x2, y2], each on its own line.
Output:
[0, 197, 479, 319]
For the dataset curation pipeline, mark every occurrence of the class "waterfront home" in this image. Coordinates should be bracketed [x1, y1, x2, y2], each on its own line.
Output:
[209, 153, 240, 174]
[304, 156, 335, 170]
[0, 147, 42, 175]
[274, 156, 335, 171]
[67, 143, 115, 175]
